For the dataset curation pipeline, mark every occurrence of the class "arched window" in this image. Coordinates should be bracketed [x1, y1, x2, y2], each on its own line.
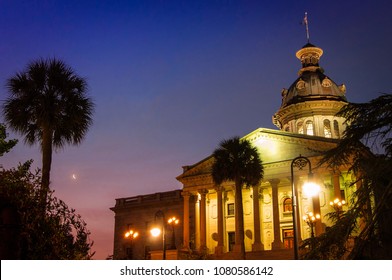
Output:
[324, 119, 332, 138]
[334, 120, 340, 138]
[297, 122, 304, 134]
[283, 198, 292, 213]
[305, 120, 314, 135]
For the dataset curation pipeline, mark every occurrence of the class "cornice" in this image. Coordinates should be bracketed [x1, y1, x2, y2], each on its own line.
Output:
[243, 127, 339, 148]
[275, 100, 346, 121]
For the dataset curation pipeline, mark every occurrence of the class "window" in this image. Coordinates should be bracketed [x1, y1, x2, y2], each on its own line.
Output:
[340, 190, 346, 201]
[334, 120, 340, 138]
[283, 229, 294, 249]
[283, 198, 292, 213]
[305, 120, 314, 135]
[228, 232, 236, 251]
[297, 122, 304, 134]
[324, 119, 332, 138]
[227, 203, 235, 216]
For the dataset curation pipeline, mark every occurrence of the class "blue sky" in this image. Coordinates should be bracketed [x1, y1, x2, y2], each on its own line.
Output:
[1, 0, 391, 259]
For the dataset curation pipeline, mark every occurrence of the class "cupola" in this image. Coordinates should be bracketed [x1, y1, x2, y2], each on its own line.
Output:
[273, 43, 348, 139]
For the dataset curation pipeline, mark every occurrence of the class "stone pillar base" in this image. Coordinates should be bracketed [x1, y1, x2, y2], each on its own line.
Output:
[252, 242, 264, 252]
[271, 240, 284, 250]
[233, 244, 242, 253]
[199, 246, 208, 255]
[215, 245, 225, 255]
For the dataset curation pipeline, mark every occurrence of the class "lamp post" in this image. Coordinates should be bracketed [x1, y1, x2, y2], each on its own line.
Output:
[168, 216, 179, 249]
[302, 212, 320, 250]
[151, 210, 166, 260]
[124, 229, 139, 259]
[303, 212, 320, 237]
[329, 198, 346, 220]
[291, 155, 319, 260]
[150, 211, 180, 259]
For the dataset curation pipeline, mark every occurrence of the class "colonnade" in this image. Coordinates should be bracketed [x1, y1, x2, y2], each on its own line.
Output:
[181, 179, 291, 255]
[181, 171, 339, 256]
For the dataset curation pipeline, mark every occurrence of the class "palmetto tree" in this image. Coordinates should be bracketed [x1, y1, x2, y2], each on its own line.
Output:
[3, 58, 94, 204]
[212, 137, 263, 259]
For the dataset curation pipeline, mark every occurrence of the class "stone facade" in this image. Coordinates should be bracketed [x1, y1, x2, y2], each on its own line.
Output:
[176, 128, 356, 258]
[111, 190, 194, 259]
[111, 41, 357, 259]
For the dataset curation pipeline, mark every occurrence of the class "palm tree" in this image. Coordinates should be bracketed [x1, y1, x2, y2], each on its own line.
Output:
[2, 58, 94, 204]
[212, 137, 264, 259]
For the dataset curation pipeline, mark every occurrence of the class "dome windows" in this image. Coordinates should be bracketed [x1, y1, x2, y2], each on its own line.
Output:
[305, 120, 314, 135]
[334, 120, 340, 138]
[324, 119, 332, 138]
[297, 122, 304, 134]
[297, 120, 314, 136]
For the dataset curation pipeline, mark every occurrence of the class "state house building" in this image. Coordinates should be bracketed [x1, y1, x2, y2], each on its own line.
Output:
[111, 41, 356, 260]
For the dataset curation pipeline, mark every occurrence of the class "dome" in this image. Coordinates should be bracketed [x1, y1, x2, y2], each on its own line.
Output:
[273, 42, 348, 139]
[281, 43, 347, 108]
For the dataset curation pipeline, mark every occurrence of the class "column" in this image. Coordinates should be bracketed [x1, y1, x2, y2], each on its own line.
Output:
[252, 184, 264, 251]
[198, 189, 208, 253]
[270, 179, 284, 249]
[215, 186, 225, 255]
[311, 175, 322, 236]
[182, 191, 190, 251]
[333, 171, 341, 199]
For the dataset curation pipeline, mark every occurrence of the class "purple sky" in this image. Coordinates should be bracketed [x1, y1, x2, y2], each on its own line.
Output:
[1, 0, 391, 259]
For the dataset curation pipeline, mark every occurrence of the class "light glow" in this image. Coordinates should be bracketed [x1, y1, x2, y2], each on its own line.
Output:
[168, 216, 179, 225]
[124, 229, 139, 239]
[150, 228, 161, 237]
[302, 182, 320, 197]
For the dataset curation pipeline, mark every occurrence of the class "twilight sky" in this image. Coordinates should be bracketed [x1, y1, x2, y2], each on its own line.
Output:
[1, 0, 391, 259]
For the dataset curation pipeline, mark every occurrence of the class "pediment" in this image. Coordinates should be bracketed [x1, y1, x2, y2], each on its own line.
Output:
[243, 128, 339, 164]
[176, 156, 214, 183]
[176, 127, 339, 187]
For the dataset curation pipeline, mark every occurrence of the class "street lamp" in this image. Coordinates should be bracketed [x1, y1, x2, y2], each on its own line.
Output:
[329, 198, 346, 220]
[303, 212, 320, 250]
[124, 229, 139, 259]
[290, 155, 319, 260]
[150, 210, 166, 260]
[302, 212, 320, 238]
[168, 216, 179, 249]
[124, 229, 139, 239]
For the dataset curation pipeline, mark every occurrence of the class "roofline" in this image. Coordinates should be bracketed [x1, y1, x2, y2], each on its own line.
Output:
[177, 127, 341, 177]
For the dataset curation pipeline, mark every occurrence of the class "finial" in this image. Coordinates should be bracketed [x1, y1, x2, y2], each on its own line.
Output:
[302, 12, 310, 43]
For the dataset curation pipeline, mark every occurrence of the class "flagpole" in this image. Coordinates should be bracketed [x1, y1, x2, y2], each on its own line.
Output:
[304, 12, 310, 43]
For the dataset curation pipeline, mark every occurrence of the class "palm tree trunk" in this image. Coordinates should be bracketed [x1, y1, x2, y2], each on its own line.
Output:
[235, 178, 246, 259]
[41, 128, 53, 208]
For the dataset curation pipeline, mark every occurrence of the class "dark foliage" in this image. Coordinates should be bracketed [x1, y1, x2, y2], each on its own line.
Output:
[0, 123, 17, 157]
[0, 161, 94, 259]
[305, 94, 392, 259]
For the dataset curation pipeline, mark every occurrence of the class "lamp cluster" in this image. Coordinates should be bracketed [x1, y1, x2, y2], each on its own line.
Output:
[302, 212, 320, 224]
[329, 198, 346, 208]
[123, 212, 180, 260]
[124, 229, 139, 239]
[168, 216, 179, 225]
